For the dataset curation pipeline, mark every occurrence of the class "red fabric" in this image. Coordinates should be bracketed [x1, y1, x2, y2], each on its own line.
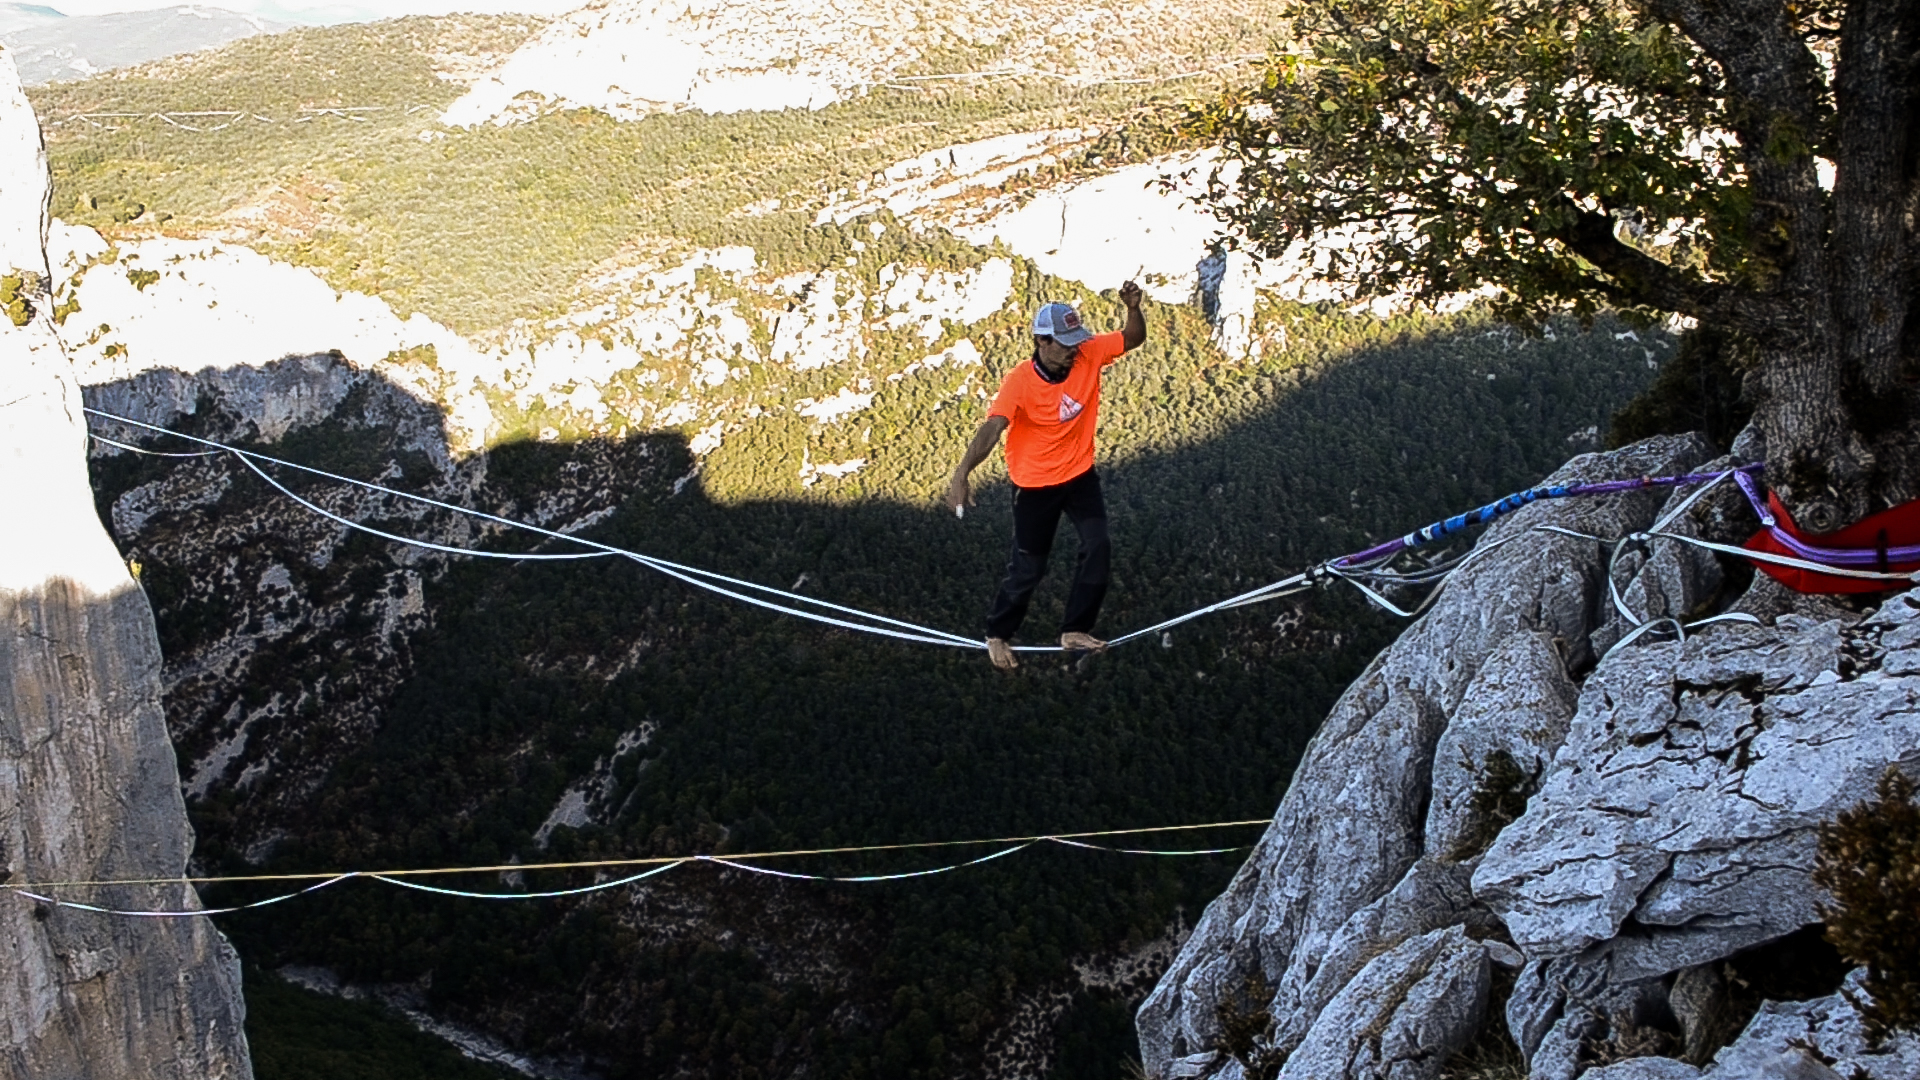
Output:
[1745, 492, 1920, 594]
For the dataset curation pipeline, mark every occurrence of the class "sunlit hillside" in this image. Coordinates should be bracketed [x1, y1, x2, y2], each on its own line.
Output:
[31, 8, 1683, 1079]
[30, 10, 1249, 334]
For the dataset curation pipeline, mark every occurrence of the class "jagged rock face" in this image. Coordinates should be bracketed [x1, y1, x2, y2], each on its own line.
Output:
[0, 45, 252, 1080]
[1583, 969, 1920, 1079]
[0, 584, 251, 1079]
[1137, 428, 1920, 1079]
[1138, 434, 1716, 1077]
[1473, 589, 1920, 1078]
[1277, 924, 1490, 1080]
[1475, 611, 1911, 970]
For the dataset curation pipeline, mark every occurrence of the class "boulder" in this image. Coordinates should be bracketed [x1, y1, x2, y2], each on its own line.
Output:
[1578, 967, 1920, 1080]
[1277, 925, 1490, 1080]
[1422, 630, 1578, 863]
[1703, 968, 1920, 1078]
[1269, 858, 1485, 1052]
[1473, 606, 1920, 976]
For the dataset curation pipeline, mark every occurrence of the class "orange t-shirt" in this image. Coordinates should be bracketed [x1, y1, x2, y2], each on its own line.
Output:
[988, 331, 1125, 489]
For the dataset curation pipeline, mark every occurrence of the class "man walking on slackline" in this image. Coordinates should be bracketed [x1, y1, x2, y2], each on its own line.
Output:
[946, 280, 1147, 670]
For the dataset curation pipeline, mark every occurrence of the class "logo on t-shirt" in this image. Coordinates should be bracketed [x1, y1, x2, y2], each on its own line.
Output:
[1059, 392, 1084, 422]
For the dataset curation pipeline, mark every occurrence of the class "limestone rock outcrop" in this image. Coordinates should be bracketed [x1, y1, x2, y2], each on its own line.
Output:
[1137, 429, 1920, 1079]
[0, 45, 253, 1079]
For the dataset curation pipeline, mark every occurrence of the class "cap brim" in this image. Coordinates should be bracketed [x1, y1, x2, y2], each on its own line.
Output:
[1053, 326, 1094, 346]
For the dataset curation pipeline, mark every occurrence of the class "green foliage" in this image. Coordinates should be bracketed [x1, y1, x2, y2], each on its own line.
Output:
[2, 272, 38, 326]
[244, 966, 517, 1079]
[1816, 766, 1920, 1045]
[50, 288, 80, 325]
[1183, 0, 1779, 326]
[1607, 326, 1753, 453]
[126, 267, 161, 291]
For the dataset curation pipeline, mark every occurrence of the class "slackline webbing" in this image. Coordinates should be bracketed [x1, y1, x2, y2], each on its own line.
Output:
[62, 415, 1920, 921]
[4, 820, 1273, 917]
[91, 411, 1880, 654]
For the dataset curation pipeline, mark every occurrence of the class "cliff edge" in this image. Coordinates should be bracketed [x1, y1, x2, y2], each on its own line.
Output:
[0, 45, 252, 1080]
[1140, 434, 1920, 1080]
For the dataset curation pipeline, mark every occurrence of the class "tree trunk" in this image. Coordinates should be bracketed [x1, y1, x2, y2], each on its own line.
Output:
[1741, 0, 1920, 532]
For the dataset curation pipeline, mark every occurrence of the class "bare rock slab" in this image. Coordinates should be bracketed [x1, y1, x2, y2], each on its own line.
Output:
[1277, 926, 1490, 1080]
[1473, 608, 1920, 981]
[1137, 436, 1715, 1076]
[0, 46, 253, 1080]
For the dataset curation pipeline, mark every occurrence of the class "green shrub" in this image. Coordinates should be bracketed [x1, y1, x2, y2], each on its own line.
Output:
[1815, 765, 1920, 1045]
[1212, 972, 1286, 1080]
[2, 272, 38, 326]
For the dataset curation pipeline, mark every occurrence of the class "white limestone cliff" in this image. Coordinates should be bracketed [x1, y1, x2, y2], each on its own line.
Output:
[1137, 432, 1920, 1080]
[0, 45, 253, 1080]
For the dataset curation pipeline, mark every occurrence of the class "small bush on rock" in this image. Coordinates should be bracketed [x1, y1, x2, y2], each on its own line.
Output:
[1815, 766, 1920, 1045]
[1211, 972, 1286, 1080]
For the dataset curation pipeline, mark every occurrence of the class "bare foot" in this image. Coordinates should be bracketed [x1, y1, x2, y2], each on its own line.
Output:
[987, 637, 1019, 670]
[1059, 631, 1107, 652]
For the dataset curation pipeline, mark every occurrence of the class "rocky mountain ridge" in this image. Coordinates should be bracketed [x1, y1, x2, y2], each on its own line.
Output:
[46, 122, 1300, 466]
[86, 352, 673, 865]
[1139, 431, 1920, 1080]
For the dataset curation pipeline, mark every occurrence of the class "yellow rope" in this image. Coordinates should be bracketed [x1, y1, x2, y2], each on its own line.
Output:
[4, 819, 1274, 891]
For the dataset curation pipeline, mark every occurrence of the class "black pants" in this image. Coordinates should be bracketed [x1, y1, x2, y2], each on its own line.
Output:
[986, 468, 1110, 640]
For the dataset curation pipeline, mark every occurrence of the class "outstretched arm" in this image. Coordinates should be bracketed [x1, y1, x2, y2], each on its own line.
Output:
[1119, 279, 1146, 351]
[947, 415, 1010, 513]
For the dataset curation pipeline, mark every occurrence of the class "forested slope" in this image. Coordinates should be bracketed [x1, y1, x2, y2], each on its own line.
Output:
[51, 12, 1671, 1079]
[86, 300, 1659, 1079]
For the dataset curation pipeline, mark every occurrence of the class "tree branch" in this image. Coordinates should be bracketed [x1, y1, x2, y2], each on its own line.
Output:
[1640, 0, 1826, 145]
[1642, 0, 1831, 301]
[1543, 200, 1770, 327]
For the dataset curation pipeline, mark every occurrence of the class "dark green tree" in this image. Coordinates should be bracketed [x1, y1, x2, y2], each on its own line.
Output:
[1187, 0, 1918, 531]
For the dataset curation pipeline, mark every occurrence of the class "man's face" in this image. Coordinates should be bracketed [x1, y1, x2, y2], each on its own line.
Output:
[1035, 335, 1080, 373]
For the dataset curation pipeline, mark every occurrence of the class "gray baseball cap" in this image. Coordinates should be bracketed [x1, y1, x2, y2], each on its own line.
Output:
[1032, 302, 1094, 346]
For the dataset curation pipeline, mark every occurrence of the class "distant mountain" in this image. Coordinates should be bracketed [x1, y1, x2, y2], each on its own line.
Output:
[0, 2, 64, 35]
[1, 5, 287, 85]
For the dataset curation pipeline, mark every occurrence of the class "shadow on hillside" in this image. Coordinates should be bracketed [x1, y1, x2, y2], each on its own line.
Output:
[83, 318, 1653, 1080]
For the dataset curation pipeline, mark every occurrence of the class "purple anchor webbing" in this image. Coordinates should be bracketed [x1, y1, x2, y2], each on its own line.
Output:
[1331, 466, 1764, 569]
[1733, 470, 1920, 567]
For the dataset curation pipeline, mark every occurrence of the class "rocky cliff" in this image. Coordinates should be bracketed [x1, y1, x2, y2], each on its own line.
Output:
[1137, 432, 1920, 1080]
[0, 46, 252, 1079]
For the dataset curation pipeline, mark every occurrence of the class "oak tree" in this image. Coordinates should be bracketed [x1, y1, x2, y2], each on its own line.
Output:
[1191, 0, 1918, 531]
